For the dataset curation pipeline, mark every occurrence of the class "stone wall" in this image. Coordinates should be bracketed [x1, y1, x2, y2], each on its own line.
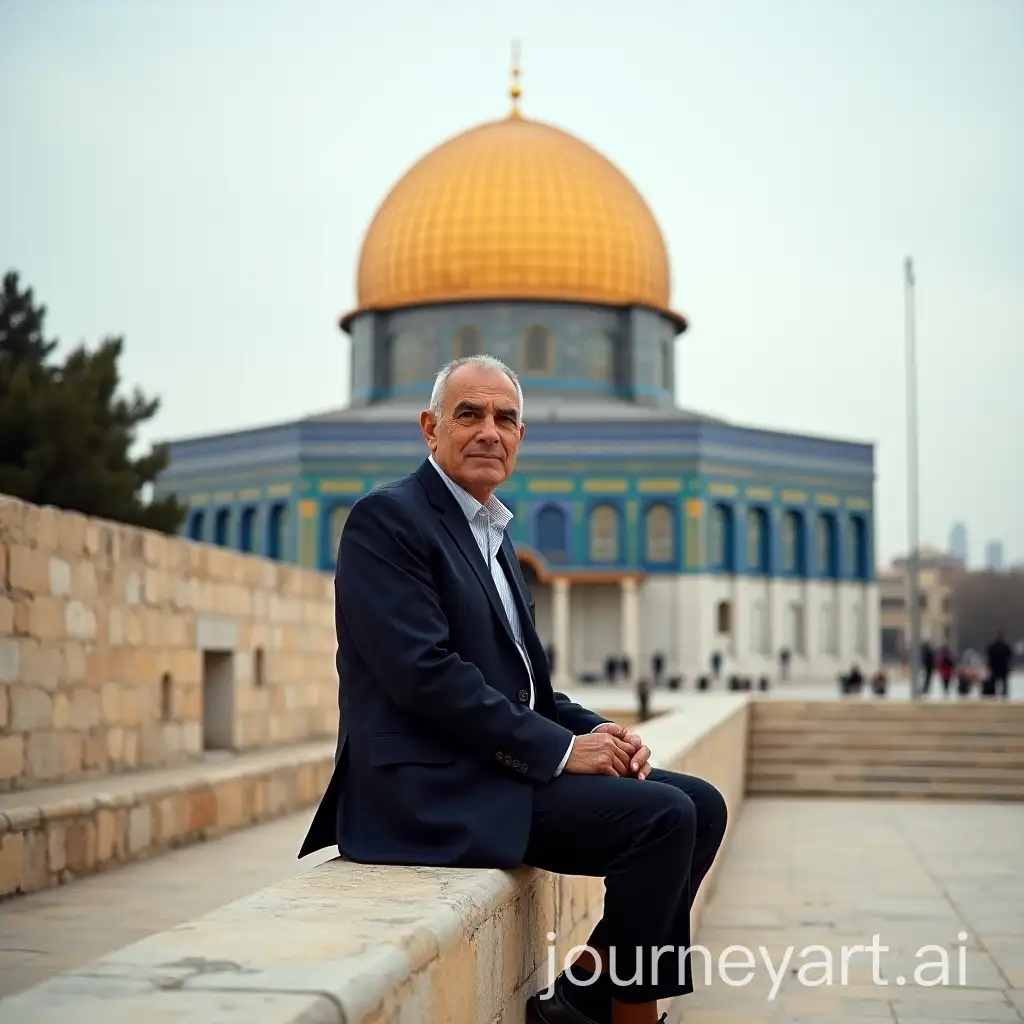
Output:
[0, 697, 750, 1023]
[0, 496, 338, 792]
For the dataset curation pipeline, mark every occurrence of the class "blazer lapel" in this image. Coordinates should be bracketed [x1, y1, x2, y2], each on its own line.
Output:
[498, 537, 557, 714]
[414, 461, 517, 647]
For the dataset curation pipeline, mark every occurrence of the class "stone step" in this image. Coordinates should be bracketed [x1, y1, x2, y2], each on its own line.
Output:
[0, 740, 333, 900]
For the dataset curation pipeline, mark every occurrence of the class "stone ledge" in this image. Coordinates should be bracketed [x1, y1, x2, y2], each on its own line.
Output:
[0, 740, 335, 899]
[0, 696, 750, 1024]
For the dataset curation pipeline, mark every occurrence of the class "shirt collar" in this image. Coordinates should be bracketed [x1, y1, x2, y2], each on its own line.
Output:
[429, 455, 514, 533]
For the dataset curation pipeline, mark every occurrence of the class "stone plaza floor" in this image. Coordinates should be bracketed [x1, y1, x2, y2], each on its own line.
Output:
[684, 798, 1024, 1023]
[0, 796, 1022, 1021]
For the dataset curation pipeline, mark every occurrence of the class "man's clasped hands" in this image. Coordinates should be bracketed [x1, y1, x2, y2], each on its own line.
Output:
[564, 722, 652, 779]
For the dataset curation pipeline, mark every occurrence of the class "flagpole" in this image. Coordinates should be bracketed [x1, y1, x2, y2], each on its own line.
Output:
[904, 256, 922, 699]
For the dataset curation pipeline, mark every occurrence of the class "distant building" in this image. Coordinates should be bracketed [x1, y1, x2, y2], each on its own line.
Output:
[880, 545, 962, 660]
[948, 522, 968, 564]
[985, 540, 1005, 571]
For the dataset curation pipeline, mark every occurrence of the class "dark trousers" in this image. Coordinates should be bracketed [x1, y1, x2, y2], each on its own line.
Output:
[523, 767, 728, 1003]
[994, 672, 1009, 698]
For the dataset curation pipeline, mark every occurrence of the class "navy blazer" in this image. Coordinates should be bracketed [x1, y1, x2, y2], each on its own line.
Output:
[298, 459, 608, 868]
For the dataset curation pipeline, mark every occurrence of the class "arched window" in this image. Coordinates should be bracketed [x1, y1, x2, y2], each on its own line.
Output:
[847, 515, 868, 580]
[328, 505, 350, 561]
[644, 504, 674, 563]
[658, 339, 673, 391]
[214, 508, 231, 547]
[187, 510, 205, 541]
[453, 326, 481, 359]
[710, 504, 735, 572]
[585, 333, 613, 383]
[588, 505, 620, 562]
[816, 513, 838, 578]
[536, 505, 569, 564]
[392, 332, 426, 387]
[522, 325, 553, 374]
[239, 507, 257, 553]
[781, 510, 805, 574]
[267, 503, 288, 561]
[746, 508, 768, 573]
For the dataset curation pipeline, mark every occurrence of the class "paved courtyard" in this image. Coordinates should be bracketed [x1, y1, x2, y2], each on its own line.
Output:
[685, 798, 1024, 1023]
[1, 796, 1022, 1021]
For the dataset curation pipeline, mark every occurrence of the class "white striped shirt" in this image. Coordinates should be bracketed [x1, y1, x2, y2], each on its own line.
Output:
[429, 456, 574, 773]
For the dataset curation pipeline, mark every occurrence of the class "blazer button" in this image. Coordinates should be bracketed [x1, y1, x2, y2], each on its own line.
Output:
[504, 755, 512, 765]
[495, 751, 503, 761]
[518, 689, 529, 702]
[513, 759, 521, 769]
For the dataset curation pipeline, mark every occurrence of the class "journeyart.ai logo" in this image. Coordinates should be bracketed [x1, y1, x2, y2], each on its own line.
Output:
[541, 932, 972, 1002]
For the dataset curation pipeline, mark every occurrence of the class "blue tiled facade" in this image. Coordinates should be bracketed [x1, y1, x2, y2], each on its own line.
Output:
[154, 299, 875, 582]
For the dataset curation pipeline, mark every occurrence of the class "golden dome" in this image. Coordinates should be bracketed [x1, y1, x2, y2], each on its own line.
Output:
[342, 112, 686, 331]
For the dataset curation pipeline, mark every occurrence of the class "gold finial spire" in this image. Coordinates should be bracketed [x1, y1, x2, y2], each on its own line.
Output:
[509, 39, 522, 116]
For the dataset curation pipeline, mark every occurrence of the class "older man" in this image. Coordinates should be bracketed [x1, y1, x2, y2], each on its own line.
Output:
[300, 355, 727, 1024]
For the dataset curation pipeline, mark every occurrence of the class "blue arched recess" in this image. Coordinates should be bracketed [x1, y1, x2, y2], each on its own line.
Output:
[536, 504, 569, 564]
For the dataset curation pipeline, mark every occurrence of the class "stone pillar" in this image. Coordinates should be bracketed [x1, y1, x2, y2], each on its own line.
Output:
[621, 576, 640, 682]
[552, 577, 571, 688]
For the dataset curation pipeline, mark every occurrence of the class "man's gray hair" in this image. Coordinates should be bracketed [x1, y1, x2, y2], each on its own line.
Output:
[428, 355, 525, 421]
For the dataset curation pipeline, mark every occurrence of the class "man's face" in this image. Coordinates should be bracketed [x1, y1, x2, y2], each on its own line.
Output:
[420, 364, 525, 502]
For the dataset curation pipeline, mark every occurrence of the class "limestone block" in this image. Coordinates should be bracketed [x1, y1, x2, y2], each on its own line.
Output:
[26, 731, 62, 781]
[20, 639, 60, 690]
[35, 506, 59, 550]
[0, 639, 19, 685]
[65, 600, 97, 640]
[0, 831, 25, 896]
[0, 734, 25, 782]
[11, 688, 54, 731]
[46, 823, 66, 874]
[63, 642, 87, 685]
[30, 596, 63, 641]
[98, 682, 119, 723]
[65, 819, 98, 874]
[59, 732, 84, 776]
[0, 539, 6, 587]
[196, 614, 239, 651]
[82, 731, 106, 771]
[106, 727, 125, 763]
[69, 688, 102, 730]
[56, 510, 87, 556]
[9, 546, 48, 594]
[182, 722, 201, 753]
[51, 692, 69, 730]
[107, 606, 124, 644]
[122, 729, 139, 767]
[127, 805, 151, 854]
[12, 599, 30, 635]
[48, 556, 71, 596]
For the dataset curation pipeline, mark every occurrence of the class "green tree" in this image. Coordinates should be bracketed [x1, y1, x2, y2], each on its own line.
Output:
[0, 270, 186, 533]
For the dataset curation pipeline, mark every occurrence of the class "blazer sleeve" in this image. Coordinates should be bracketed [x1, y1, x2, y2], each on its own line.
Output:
[553, 692, 610, 735]
[337, 489, 575, 783]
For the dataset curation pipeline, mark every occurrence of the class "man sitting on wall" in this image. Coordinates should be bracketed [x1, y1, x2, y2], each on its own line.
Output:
[299, 355, 728, 1024]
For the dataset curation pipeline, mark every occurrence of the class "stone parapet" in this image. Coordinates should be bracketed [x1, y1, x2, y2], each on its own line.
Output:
[0, 495, 338, 791]
[0, 740, 334, 899]
[0, 696, 749, 1024]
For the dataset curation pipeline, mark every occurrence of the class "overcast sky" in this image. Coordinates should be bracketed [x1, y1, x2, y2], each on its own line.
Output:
[1, 0, 1021, 567]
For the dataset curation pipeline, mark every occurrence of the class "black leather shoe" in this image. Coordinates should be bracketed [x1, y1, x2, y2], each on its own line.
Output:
[525, 975, 604, 1024]
[525, 973, 667, 1024]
